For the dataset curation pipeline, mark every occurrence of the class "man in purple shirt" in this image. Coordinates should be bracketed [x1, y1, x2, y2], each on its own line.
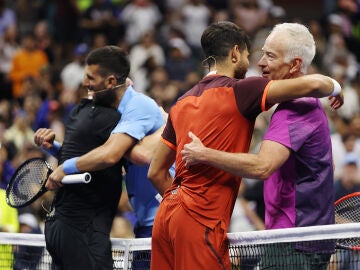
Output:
[181, 23, 342, 269]
[263, 96, 334, 230]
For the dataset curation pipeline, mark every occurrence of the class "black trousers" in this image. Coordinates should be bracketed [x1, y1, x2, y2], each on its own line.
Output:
[45, 218, 113, 270]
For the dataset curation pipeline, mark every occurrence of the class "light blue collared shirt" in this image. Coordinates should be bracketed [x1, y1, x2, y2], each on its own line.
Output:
[112, 86, 165, 230]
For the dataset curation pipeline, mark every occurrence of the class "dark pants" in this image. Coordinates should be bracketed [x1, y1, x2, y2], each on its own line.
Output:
[45, 218, 113, 270]
[261, 243, 332, 270]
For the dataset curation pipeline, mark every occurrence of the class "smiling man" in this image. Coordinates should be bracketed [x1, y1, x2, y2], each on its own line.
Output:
[181, 22, 342, 269]
[148, 21, 343, 270]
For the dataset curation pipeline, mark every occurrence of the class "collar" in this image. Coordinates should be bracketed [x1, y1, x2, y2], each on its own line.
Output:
[206, 70, 217, 76]
[118, 85, 134, 114]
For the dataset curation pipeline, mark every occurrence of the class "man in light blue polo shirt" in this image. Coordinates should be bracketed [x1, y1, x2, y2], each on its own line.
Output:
[111, 83, 165, 268]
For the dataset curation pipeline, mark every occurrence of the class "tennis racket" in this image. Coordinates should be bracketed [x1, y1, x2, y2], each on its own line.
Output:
[6, 157, 91, 208]
[334, 192, 360, 250]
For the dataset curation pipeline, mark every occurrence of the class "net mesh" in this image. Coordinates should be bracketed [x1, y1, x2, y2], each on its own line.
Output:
[1, 223, 360, 269]
[335, 193, 360, 224]
[334, 193, 360, 250]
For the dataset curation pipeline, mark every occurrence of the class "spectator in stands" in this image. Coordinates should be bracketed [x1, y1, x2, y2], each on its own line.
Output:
[52, 0, 80, 62]
[323, 13, 358, 82]
[336, 0, 360, 64]
[61, 43, 89, 93]
[14, 0, 39, 36]
[79, 0, 121, 44]
[0, 24, 19, 100]
[22, 87, 42, 130]
[308, 19, 327, 71]
[36, 64, 58, 102]
[121, 0, 162, 46]
[129, 31, 165, 93]
[331, 113, 360, 179]
[329, 65, 359, 122]
[231, 0, 269, 38]
[4, 109, 34, 153]
[34, 20, 55, 65]
[0, 117, 15, 189]
[0, 0, 16, 38]
[147, 67, 179, 112]
[34, 97, 62, 132]
[91, 33, 109, 50]
[164, 37, 197, 89]
[8, 31, 48, 100]
[180, 0, 211, 60]
[334, 153, 360, 201]
[0, 142, 19, 269]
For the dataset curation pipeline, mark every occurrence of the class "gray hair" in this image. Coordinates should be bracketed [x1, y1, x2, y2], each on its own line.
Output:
[270, 23, 316, 73]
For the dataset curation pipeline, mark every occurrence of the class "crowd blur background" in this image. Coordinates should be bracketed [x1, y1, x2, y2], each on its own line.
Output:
[0, 0, 359, 240]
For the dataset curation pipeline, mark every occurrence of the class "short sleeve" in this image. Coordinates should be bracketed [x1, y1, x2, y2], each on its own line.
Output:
[112, 95, 163, 140]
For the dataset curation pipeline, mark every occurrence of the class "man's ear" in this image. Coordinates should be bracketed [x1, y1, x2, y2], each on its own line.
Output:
[230, 45, 239, 63]
[290, 58, 302, 74]
[106, 74, 118, 87]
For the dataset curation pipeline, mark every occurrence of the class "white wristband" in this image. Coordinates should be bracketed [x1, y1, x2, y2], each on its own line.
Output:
[328, 77, 341, 97]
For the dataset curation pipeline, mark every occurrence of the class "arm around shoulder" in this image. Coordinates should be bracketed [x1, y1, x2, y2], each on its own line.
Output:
[76, 132, 137, 172]
[266, 74, 343, 106]
[181, 132, 291, 180]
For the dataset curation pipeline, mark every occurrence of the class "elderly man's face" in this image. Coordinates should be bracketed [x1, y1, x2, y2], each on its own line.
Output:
[257, 32, 293, 80]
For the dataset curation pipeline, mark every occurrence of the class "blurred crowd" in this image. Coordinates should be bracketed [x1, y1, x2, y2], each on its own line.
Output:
[0, 0, 359, 240]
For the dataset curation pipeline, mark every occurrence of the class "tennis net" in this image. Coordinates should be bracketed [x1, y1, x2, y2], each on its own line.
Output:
[1, 223, 360, 269]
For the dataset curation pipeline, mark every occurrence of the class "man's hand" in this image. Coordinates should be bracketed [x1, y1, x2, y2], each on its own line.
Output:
[45, 165, 65, 190]
[328, 92, 344, 110]
[34, 128, 56, 149]
[181, 132, 205, 167]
